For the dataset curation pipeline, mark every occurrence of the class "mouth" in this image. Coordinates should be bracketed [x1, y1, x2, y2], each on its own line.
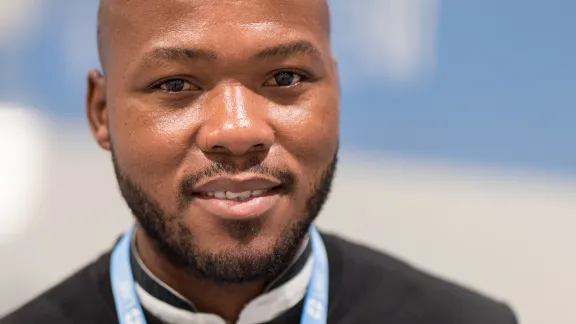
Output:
[195, 186, 282, 202]
[189, 177, 285, 220]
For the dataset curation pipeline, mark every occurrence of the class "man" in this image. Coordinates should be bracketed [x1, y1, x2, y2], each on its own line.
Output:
[1, 0, 518, 323]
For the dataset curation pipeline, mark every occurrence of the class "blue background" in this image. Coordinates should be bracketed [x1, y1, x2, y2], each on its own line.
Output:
[1, 1, 574, 174]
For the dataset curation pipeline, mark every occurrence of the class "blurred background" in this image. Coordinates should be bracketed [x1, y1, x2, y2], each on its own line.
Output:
[0, 1, 575, 323]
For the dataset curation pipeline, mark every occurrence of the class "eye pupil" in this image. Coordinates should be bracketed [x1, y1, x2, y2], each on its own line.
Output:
[274, 72, 295, 86]
[165, 79, 185, 91]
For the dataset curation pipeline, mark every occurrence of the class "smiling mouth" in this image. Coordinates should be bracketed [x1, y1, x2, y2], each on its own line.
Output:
[195, 186, 282, 202]
[191, 185, 283, 220]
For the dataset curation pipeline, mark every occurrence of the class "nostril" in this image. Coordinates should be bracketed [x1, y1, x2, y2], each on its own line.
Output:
[201, 126, 275, 155]
[210, 145, 226, 152]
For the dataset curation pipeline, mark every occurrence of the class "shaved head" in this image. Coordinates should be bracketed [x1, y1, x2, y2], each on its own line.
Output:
[96, 0, 331, 71]
[96, 0, 112, 69]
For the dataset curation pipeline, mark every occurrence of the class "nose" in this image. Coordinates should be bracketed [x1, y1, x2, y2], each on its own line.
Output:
[197, 85, 274, 156]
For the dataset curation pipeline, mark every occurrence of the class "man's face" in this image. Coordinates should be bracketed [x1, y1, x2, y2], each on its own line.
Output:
[88, 0, 339, 283]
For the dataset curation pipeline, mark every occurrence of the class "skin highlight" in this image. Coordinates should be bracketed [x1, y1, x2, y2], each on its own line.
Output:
[87, 0, 338, 321]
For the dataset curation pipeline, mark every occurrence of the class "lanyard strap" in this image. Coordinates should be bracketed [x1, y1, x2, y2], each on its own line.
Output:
[301, 225, 329, 324]
[110, 225, 146, 324]
[110, 225, 329, 324]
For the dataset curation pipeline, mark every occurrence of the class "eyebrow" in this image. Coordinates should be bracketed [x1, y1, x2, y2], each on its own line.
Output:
[254, 40, 322, 59]
[140, 47, 218, 66]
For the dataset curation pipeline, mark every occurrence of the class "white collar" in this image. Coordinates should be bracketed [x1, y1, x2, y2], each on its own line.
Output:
[131, 234, 313, 324]
[136, 257, 312, 324]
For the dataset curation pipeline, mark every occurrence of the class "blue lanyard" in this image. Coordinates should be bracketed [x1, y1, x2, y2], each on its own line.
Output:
[110, 224, 329, 324]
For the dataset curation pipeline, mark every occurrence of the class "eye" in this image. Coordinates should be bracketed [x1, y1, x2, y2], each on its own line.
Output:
[156, 79, 195, 92]
[264, 71, 304, 87]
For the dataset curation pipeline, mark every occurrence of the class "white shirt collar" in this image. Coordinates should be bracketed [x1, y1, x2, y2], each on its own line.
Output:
[131, 234, 313, 324]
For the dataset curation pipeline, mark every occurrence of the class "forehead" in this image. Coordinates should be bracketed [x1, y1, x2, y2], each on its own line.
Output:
[103, 0, 330, 71]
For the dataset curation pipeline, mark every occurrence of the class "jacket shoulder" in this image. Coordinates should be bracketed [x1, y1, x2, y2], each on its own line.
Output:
[322, 233, 518, 324]
[0, 252, 116, 324]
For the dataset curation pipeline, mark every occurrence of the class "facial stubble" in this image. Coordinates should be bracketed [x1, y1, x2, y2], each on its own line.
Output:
[111, 150, 337, 284]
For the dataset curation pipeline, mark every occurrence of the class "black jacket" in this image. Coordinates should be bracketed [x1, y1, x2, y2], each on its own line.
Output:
[1, 233, 518, 324]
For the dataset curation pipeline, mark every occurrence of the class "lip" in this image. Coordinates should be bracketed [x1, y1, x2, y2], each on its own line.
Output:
[190, 175, 283, 220]
[191, 176, 282, 194]
[193, 190, 281, 220]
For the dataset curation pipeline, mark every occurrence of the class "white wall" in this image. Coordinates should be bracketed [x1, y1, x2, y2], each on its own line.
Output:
[320, 153, 576, 324]
[1, 116, 575, 324]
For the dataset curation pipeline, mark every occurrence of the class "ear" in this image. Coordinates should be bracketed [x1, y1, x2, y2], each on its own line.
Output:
[86, 69, 111, 151]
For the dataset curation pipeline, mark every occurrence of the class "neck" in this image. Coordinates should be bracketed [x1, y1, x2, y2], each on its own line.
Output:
[135, 227, 266, 322]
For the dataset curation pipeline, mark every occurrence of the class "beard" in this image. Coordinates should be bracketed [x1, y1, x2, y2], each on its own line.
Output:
[111, 150, 338, 284]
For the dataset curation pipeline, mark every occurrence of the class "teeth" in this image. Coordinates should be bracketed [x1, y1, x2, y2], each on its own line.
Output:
[237, 191, 252, 200]
[205, 189, 270, 201]
[251, 189, 267, 196]
[225, 191, 241, 199]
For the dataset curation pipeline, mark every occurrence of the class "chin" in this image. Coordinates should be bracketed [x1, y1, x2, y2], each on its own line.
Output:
[186, 214, 290, 252]
[156, 214, 309, 282]
[178, 224, 301, 283]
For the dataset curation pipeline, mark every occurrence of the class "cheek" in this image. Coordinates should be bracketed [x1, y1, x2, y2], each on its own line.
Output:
[112, 98, 199, 151]
[109, 99, 198, 196]
[270, 99, 338, 205]
[271, 97, 339, 167]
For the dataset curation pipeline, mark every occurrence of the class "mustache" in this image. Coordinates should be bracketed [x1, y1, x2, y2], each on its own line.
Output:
[179, 157, 296, 197]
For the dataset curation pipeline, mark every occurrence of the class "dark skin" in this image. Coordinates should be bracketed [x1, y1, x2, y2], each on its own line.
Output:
[87, 0, 339, 321]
